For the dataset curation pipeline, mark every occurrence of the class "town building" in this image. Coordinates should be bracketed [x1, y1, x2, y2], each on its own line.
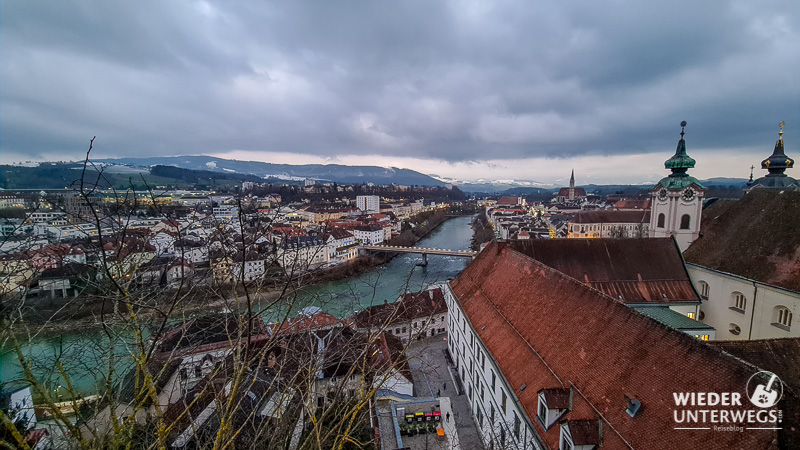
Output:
[680, 125, 799, 341]
[354, 223, 384, 245]
[554, 170, 586, 203]
[352, 287, 448, 341]
[682, 152, 800, 340]
[443, 240, 794, 449]
[566, 210, 650, 239]
[322, 228, 358, 263]
[356, 195, 380, 213]
[648, 121, 706, 252]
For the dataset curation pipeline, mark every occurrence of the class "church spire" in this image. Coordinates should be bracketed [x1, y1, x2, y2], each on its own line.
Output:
[748, 121, 799, 190]
[761, 121, 794, 177]
[570, 169, 575, 189]
[664, 121, 696, 178]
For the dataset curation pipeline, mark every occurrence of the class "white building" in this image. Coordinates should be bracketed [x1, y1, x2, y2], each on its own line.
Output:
[353, 224, 384, 244]
[356, 195, 380, 213]
[681, 128, 800, 340]
[323, 228, 357, 263]
[442, 240, 783, 450]
[212, 205, 239, 222]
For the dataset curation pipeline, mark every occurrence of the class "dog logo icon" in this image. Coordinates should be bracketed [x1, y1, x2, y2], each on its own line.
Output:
[747, 371, 783, 408]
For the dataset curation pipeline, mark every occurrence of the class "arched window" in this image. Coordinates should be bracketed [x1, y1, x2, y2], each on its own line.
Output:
[680, 214, 691, 229]
[698, 281, 710, 299]
[773, 306, 792, 330]
[731, 292, 746, 312]
[657, 213, 665, 228]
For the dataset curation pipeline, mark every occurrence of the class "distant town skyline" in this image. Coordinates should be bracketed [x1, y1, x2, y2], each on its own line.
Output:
[2, 1, 798, 184]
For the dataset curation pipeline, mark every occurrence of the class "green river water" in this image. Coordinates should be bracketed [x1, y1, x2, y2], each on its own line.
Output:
[0, 215, 475, 398]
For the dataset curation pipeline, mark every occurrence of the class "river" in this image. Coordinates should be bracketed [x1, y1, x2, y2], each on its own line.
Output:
[0, 215, 475, 398]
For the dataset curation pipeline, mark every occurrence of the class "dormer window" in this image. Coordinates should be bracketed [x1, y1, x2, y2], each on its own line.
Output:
[538, 388, 570, 430]
[560, 425, 574, 450]
[561, 420, 601, 449]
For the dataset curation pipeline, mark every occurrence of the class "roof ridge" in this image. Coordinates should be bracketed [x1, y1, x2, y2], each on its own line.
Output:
[503, 243, 756, 358]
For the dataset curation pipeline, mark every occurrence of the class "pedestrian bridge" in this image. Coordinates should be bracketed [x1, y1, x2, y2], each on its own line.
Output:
[361, 244, 477, 261]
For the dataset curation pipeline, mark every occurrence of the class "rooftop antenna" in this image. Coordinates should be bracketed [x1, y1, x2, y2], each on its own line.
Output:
[749, 165, 755, 183]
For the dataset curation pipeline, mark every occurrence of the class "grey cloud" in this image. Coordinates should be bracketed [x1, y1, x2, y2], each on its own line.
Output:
[1, 0, 797, 165]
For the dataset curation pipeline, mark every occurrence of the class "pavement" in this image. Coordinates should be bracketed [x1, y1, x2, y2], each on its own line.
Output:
[405, 335, 482, 450]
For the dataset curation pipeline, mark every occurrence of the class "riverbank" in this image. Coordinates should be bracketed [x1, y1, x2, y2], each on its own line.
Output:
[7, 212, 465, 338]
[2, 215, 476, 400]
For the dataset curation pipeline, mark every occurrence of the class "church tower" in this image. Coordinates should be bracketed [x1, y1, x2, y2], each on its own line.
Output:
[746, 121, 799, 190]
[569, 169, 575, 201]
[649, 121, 706, 252]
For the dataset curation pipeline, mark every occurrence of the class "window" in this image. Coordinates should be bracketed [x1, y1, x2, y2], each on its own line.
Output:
[402, 327, 406, 333]
[514, 412, 521, 438]
[698, 310, 705, 321]
[491, 371, 496, 391]
[687, 312, 696, 320]
[657, 213, 665, 228]
[695, 334, 710, 341]
[560, 426, 574, 450]
[729, 323, 741, 336]
[680, 214, 691, 229]
[538, 398, 547, 422]
[490, 404, 495, 424]
[773, 306, 793, 331]
[501, 391, 507, 413]
[477, 407, 484, 428]
[500, 427, 506, 447]
[698, 281, 710, 300]
[731, 292, 746, 312]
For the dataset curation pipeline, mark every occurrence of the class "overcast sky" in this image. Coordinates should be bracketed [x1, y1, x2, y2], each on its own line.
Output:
[2, 0, 798, 184]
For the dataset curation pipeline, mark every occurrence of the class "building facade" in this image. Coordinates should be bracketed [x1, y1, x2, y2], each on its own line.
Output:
[356, 195, 380, 213]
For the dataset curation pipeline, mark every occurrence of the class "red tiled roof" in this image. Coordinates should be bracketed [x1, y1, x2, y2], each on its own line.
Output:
[557, 187, 587, 197]
[615, 200, 651, 210]
[540, 387, 570, 409]
[449, 241, 780, 449]
[683, 190, 800, 291]
[710, 338, 800, 393]
[570, 210, 650, 224]
[352, 288, 446, 328]
[497, 196, 522, 205]
[276, 312, 342, 334]
[567, 419, 601, 446]
[322, 228, 354, 240]
[505, 239, 698, 304]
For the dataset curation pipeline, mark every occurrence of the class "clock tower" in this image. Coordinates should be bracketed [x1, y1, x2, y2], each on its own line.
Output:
[649, 121, 706, 252]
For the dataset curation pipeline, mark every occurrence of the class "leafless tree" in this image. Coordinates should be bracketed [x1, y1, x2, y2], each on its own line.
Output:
[1, 139, 425, 450]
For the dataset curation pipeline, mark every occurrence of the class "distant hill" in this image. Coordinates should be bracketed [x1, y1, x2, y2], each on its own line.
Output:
[96, 156, 445, 187]
[0, 162, 265, 190]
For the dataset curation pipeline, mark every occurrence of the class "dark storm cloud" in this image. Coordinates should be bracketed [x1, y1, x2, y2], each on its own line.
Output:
[1, 0, 798, 164]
